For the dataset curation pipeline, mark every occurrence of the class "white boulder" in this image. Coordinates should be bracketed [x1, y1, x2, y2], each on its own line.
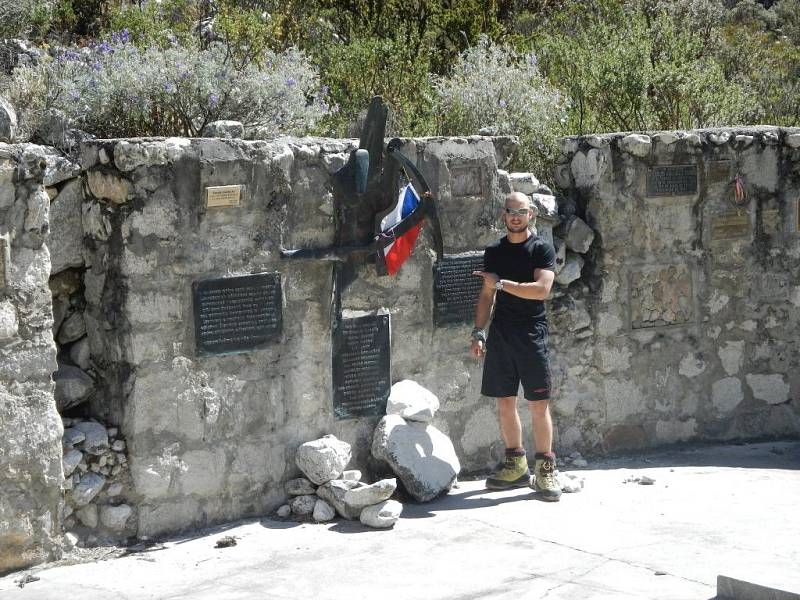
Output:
[386, 380, 440, 422]
[295, 435, 352, 485]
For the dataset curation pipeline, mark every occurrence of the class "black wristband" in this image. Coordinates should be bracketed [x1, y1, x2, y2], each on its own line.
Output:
[471, 327, 486, 343]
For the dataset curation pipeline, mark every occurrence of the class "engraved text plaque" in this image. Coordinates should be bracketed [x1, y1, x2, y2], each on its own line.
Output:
[332, 314, 391, 419]
[646, 165, 698, 197]
[711, 212, 750, 241]
[434, 252, 485, 326]
[192, 273, 282, 355]
[206, 185, 242, 208]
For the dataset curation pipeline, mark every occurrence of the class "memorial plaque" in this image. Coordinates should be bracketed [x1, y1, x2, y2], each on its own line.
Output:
[192, 273, 282, 355]
[707, 160, 731, 185]
[646, 165, 697, 197]
[762, 209, 780, 235]
[206, 185, 242, 208]
[450, 166, 483, 197]
[0, 234, 8, 290]
[711, 212, 750, 241]
[332, 314, 391, 419]
[434, 252, 485, 326]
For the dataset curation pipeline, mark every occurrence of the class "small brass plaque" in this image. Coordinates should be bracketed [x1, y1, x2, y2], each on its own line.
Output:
[711, 212, 749, 241]
[206, 185, 242, 208]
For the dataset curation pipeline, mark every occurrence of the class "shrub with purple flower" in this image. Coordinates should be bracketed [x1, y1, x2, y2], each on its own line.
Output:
[8, 34, 331, 139]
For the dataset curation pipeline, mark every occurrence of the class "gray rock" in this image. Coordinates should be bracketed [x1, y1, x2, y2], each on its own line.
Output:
[554, 253, 584, 286]
[48, 179, 85, 274]
[42, 155, 81, 187]
[99, 504, 132, 531]
[53, 365, 94, 412]
[73, 421, 109, 455]
[386, 380, 440, 423]
[785, 134, 800, 148]
[653, 132, 679, 145]
[276, 504, 291, 518]
[76, 504, 98, 528]
[63, 449, 83, 477]
[530, 193, 558, 220]
[106, 483, 123, 497]
[620, 134, 652, 158]
[496, 170, 511, 194]
[571, 149, 607, 188]
[586, 135, 610, 149]
[285, 477, 317, 496]
[553, 238, 566, 275]
[70, 473, 105, 506]
[35, 109, 94, 151]
[62, 428, 86, 447]
[709, 132, 731, 145]
[290, 494, 317, 516]
[69, 337, 91, 370]
[202, 120, 245, 139]
[295, 435, 352, 485]
[344, 478, 397, 509]
[57, 311, 86, 344]
[564, 217, 595, 254]
[0, 96, 17, 143]
[86, 170, 132, 204]
[316, 479, 362, 520]
[360, 500, 402, 529]
[371, 415, 461, 502]
[508, 172, 540, 195]
[312, 499, 336, 523]
[341, 470, 361, 482]
[735, 135, 754, 148]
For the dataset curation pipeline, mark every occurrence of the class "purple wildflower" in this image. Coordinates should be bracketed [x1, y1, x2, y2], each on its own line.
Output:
[499, 99, 507, 108]
[285, 77, 296, 87]
[209, 93, 220, 108]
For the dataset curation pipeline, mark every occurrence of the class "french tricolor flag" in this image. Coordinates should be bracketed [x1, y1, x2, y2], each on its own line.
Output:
[380, 183, 424, 275]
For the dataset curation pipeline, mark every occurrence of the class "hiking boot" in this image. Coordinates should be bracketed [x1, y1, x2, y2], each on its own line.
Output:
[486, 454, 531, 490]
[533, 454, 562, 502]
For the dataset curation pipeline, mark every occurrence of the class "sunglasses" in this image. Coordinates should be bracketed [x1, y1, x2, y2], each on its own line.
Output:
[504, 207, 530, 216]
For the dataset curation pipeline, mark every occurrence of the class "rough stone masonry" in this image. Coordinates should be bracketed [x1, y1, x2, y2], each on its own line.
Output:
[0, 126, 798, 575]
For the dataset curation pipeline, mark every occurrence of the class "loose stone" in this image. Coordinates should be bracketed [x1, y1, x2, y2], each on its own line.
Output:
[360, 500, 403, 529]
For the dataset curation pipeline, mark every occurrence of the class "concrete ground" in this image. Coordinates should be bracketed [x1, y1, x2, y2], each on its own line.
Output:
[2, 440, 798, 600]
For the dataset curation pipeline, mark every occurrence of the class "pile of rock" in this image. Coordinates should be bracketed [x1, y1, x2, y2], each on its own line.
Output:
[278, 435, 402, 529]
[62, 418, 132, 542]
[371, 380, 461, 502]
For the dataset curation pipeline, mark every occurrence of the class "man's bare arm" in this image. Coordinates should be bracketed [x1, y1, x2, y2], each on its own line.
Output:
[497, 268, 554, 300]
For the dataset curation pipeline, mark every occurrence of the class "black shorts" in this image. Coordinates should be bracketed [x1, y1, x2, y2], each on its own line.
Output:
[481, 320, 552, 401]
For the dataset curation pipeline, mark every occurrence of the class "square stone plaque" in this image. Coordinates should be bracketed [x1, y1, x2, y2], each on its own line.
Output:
[450, 166, 483, 197]
[206, 185, 242, 208]
[646, 165, 698, 197]
[192, 273, 282, 355]
[433, 252, 485, 326]
[332, 314, 391, 419]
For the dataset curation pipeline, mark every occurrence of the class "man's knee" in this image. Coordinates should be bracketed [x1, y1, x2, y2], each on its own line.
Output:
[528, 399, 551, 417]
[496, 396, 518, 413]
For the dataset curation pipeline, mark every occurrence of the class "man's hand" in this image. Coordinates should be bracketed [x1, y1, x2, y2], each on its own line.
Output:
[472, 270, 499, 287]
[470, 338, 485, 358]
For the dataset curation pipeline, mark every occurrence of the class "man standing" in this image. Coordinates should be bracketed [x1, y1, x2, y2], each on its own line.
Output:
[471, 191, 561, 501]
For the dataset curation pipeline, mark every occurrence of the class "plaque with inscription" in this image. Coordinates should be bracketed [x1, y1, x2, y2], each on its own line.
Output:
[206, 185, 242, 208]
[434, 252, 485, 326]
[332, 314, 391, 419]
[646, 165, 697, 197]
[192, 273, 282, 355]
[450, 166, 483, 197]
[711, 212, 750, 241]
[0, 234, 9, 290]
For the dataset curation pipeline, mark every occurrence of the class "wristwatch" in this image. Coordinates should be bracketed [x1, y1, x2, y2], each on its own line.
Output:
[494, 280, 504, 291]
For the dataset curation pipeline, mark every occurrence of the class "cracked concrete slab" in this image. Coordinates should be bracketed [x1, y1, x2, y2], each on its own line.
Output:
[1, 441, 798, 600]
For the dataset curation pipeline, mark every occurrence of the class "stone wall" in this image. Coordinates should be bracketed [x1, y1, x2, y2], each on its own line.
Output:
[552, 126, 800, 452]
[0, 143, 63, 573]
[77, 135, 529, 539]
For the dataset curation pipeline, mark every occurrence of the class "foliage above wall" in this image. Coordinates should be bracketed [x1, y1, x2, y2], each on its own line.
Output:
[1, 0, 799, 171]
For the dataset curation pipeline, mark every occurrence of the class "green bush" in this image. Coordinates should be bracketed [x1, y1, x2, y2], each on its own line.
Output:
[431, 36, 563, 177]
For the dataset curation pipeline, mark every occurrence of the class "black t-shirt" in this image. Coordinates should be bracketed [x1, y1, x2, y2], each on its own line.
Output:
[483, 234, 556, 324]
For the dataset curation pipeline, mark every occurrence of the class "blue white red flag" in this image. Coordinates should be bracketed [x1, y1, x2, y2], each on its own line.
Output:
[380, 183, 424, 275]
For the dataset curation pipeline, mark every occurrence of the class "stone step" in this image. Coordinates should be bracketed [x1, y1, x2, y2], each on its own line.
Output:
[717, 575, 800, 600]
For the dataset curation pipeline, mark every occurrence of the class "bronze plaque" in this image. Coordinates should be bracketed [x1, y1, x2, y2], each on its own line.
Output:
[332, 314, 391, 419]
[192, 273, 282, 355]
[434, 252, 485, 326]
[0, 234, 8, 290]
[762, 209, 780, 235]
[206, 185, 242, 208]
[711, 212, 750, 241]
[707, 161, 731, 185]
[646, 165, 697, 197]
